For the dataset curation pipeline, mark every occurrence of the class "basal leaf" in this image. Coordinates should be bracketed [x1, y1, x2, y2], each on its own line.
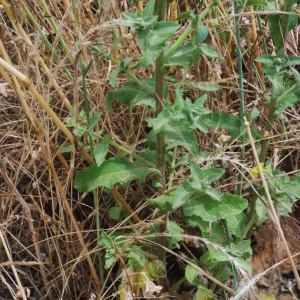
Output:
[74, 157, 159, 192]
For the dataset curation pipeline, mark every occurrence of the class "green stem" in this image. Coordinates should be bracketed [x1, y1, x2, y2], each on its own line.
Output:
[234, 0, 245, 196]
[154, 0, 169, 292]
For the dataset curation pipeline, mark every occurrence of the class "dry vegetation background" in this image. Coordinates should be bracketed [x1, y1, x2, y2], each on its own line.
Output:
[0, 0, 300, 299]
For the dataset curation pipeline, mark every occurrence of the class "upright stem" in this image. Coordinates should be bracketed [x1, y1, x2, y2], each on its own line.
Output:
[234, 0, 245, 195]
[155, 0, 168, 291]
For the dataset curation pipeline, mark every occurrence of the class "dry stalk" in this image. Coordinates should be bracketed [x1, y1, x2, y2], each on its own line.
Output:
[0, 228, 27, 300]
[0, 56, 102, 290]
[0, 162, 52, 300]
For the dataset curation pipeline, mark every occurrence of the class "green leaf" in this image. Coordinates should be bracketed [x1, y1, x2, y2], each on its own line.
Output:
[164, 43, 201, 68]
[98, 233, 117, 269]
[108, 207, 122, 220]
[164, 122, 198, 153]
[127, 245, 147, 271]
[166, 220, 184, 248]
[282, 174, 300, 199]
[275, 87, 300, 115]
[202, 112, 242, 138]
[105, 80, 156, 112]
[142, 0, 155, 16]
[194, 285, 217, 300]
[200, 44, 222, 59]
[189, 162, 225, 185]
[87, 112, 102, 130]
[94, 135, 110, 167]
[183, 193, 248, 222]
[59, 144, 75, 153]
[136, 21, 180, 67]
[265, 1, 298, 51]
[196, 20, 209, 44]
[226, 213, 247, 238]
[185, 265, 203, 286]
[74, 157, 159, 192]
[118, 13, 157, 30]
[149, 192, 174, 211]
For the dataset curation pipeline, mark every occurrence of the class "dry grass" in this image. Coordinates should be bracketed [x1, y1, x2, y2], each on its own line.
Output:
[0, 0, 299, 299]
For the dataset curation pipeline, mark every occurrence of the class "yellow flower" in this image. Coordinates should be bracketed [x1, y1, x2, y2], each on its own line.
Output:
[249, 163, 269, 178]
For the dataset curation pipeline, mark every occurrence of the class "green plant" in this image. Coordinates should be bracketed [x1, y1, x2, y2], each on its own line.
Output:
[68, 0, 300, 297]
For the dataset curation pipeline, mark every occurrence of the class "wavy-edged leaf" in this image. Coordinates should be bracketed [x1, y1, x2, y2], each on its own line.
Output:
[183, 193, 248, 222]
[74, 157, 159, 192]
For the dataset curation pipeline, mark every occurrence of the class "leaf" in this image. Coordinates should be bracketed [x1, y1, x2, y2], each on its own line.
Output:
[200, 44, 222, 59]
[166, 220, 184, 248]
[275, 85, 300, 115]
[59, 144, 75, 153]
[105, 80, 156, 112]
[202, 112, 242, 138]
[196, 20, 209, 44]
[183, 193, 248, 222]
[164, 43, 201, 68]
[136, 21, 180, 67]
[282, 174, 300, 199]
[108, 207, 122, 220]
[94, 135, 110, 167]
[265, 1, 298, 51]
[185, 265, 203, 286]
[142, 0, 155, 16]
[194, 285, 216, 300]
[189, 161, 225, 185]
[226, 213, 247, 238]
[127, 245, 147, 270]
[118, 13, 157, 30]
[74, 157, 159, 192]
[164, 122, 198, 153]
[98, 233, 117, 269]
[88, 112, 102, 130]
